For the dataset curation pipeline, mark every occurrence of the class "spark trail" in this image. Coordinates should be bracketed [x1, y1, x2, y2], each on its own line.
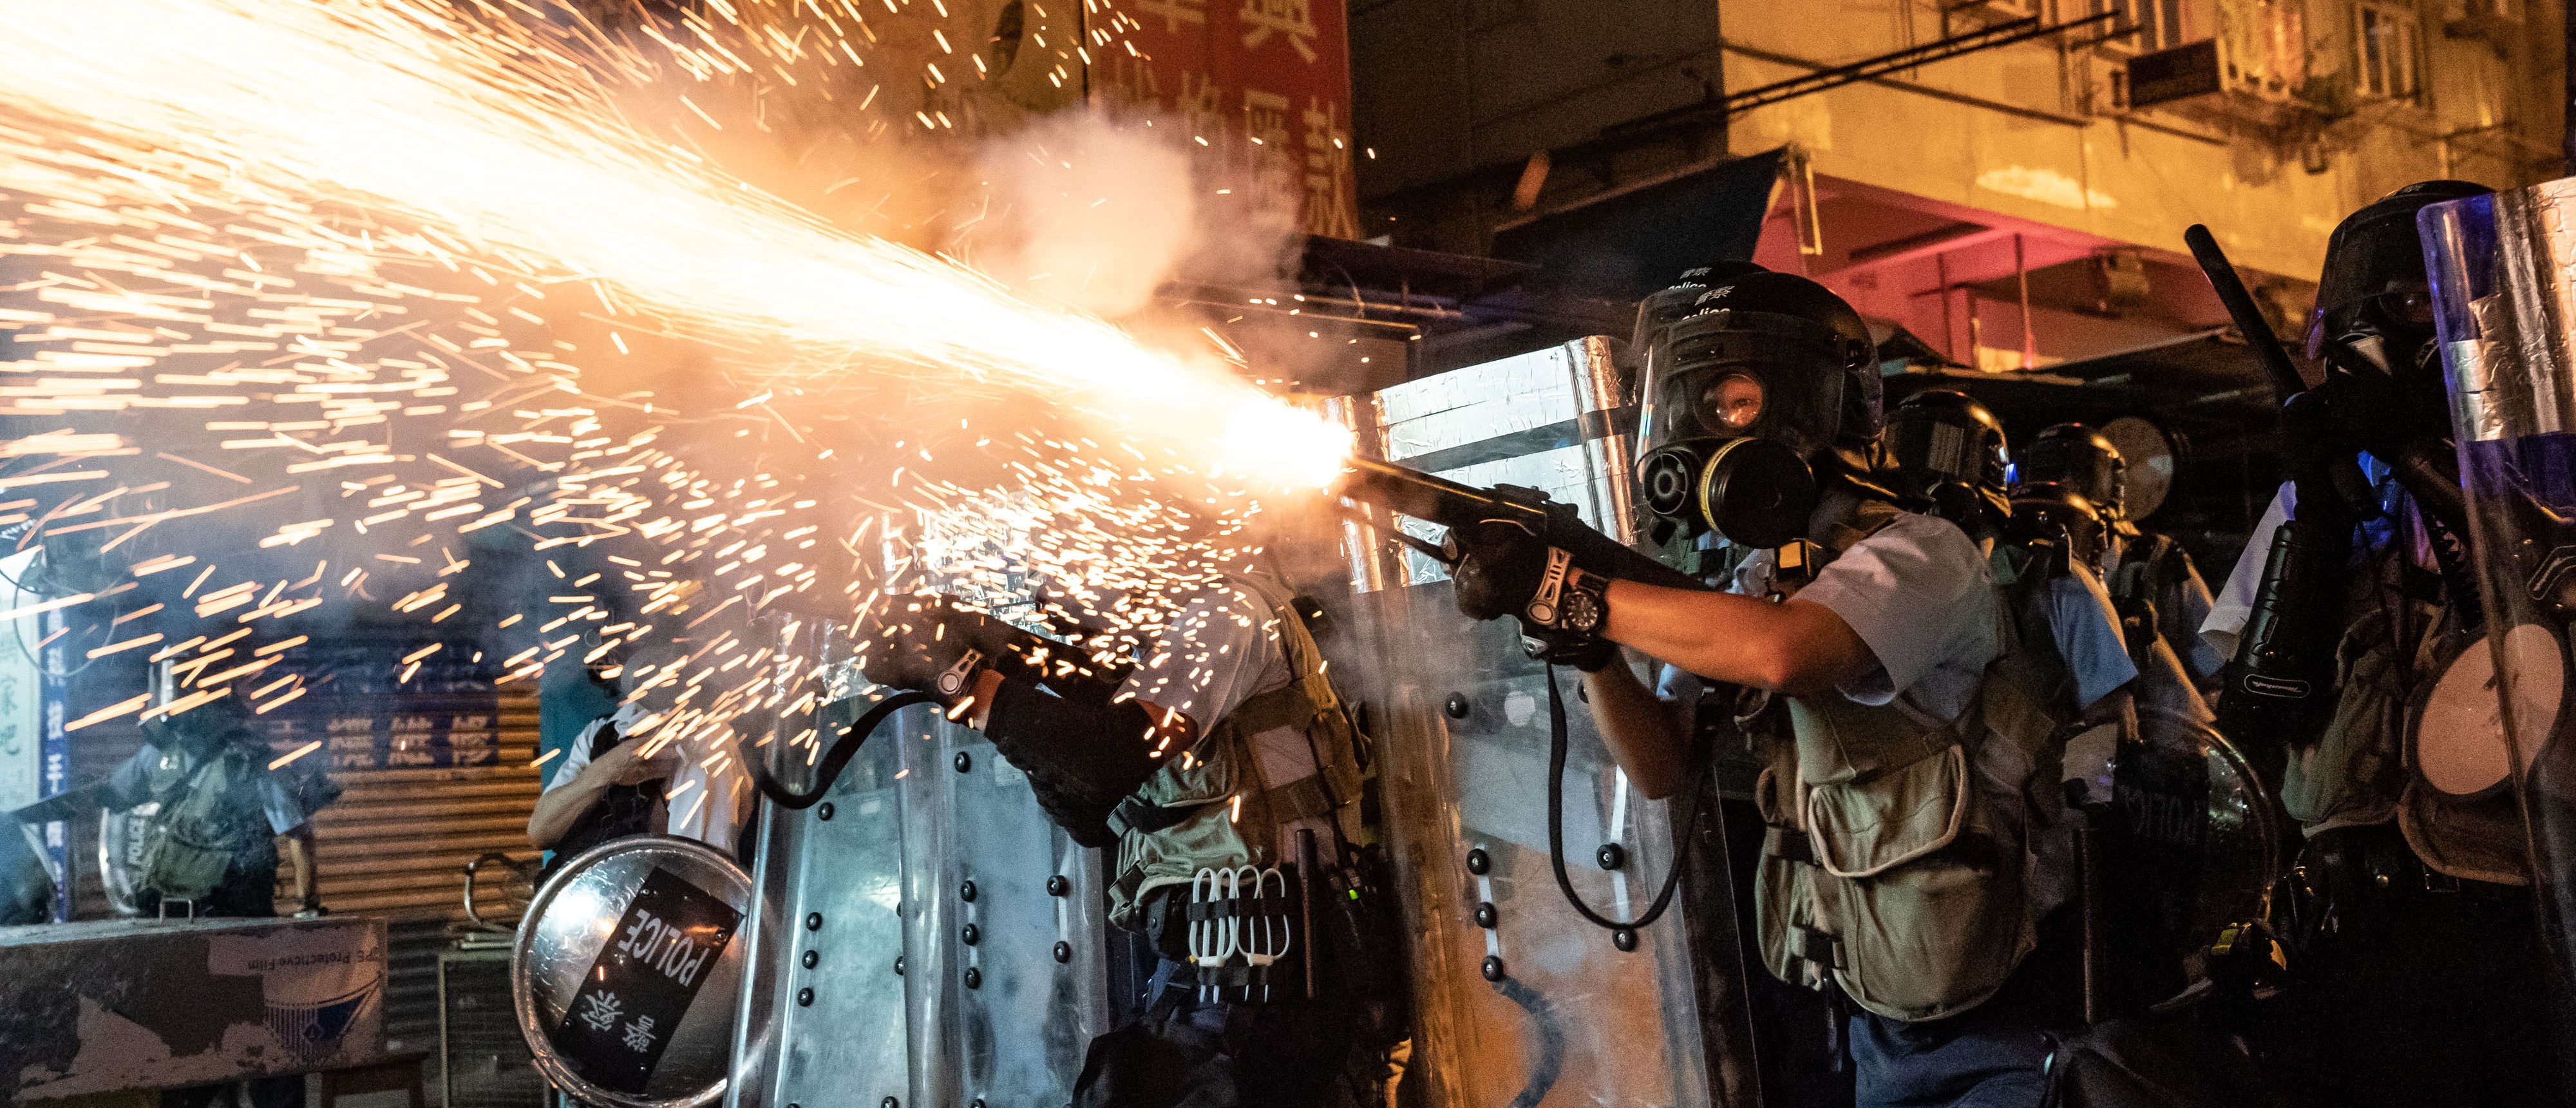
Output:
[0, 0, 1350, 489]
[0, 0, 1350, 819]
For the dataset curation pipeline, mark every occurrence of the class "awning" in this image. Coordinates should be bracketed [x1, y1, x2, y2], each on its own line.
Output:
[1489, 148, 1786, 302]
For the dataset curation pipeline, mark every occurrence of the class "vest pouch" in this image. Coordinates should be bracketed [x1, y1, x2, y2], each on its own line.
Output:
[1110, 729, 1255, 931]
[139, 828, 236, 902]
[1752, 759, 1832, 991]
[2282, 609, 2407, 832]
[1803, 744, 2030, 1022]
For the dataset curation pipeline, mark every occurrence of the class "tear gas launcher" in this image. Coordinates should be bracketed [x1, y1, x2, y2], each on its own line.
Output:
[1334, 456, 1709, 593]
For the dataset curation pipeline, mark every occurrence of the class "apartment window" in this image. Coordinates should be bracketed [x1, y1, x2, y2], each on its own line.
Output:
[2354, 2, 2421, 100]
[2096, 0, 2188, 52]
[2452, 0, 2521, 21]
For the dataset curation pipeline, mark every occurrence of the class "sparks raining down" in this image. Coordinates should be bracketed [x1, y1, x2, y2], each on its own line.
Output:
[0, 0, 1349, 488]
[0, 0, 1352, 776]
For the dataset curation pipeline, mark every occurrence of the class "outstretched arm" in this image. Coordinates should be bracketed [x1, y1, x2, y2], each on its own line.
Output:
[1603, 580, 1875, 696]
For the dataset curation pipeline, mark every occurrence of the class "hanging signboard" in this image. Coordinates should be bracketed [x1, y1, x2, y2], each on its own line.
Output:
[1095, 0, 1361, 239]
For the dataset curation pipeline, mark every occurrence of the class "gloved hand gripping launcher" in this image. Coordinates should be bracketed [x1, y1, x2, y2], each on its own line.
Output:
[1338, 457, 1719, 937]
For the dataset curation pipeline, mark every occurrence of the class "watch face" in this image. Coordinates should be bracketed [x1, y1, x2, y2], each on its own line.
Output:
[1558, 591, 1602, 634]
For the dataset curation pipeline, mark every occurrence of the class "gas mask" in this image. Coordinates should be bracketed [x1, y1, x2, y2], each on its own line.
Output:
[1884, 390, 2009, 531]
[1634, 274, 1879, 549]
[2304, 180, 2494, 447]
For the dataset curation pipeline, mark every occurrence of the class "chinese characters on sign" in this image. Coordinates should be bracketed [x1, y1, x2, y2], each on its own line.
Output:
[1099, 0, 1358, 240]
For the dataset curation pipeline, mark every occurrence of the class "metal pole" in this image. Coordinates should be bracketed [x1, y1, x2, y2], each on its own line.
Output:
[2016, 233, 2036, 370]
[1936, 252, 1955, 363]
[726, 791, 775, 1108]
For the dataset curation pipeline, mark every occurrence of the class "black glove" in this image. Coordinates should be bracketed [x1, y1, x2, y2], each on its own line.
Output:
[981, 673, 1162, 843]
[1021, 771, 1121, 848]
[853, 591, 1018, 703]
[1447, 518, 1616, 671]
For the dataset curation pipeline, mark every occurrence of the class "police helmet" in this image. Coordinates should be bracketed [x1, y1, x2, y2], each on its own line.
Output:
[2308, 181, 2493, 358]
[2021, 423, 2126, 518]
[1884, 390, 2009, 530]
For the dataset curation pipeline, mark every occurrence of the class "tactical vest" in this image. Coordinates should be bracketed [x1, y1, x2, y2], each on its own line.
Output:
[1753, 508, 2086, 1023]
[1103, 575, 1366, 932]
[2288, 588, 2530, 885]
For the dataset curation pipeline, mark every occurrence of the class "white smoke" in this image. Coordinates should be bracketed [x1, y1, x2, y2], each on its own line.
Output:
[960, 110, 1296, 321]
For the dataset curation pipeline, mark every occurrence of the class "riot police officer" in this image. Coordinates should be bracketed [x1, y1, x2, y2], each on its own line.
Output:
[855, 536, 1402, 1108]
[2020, 423, 2224, 689]
[1881, 389, 2011, 542]
[2200, 180, 2555, 1108]
[1445, 274, 2130, 1107]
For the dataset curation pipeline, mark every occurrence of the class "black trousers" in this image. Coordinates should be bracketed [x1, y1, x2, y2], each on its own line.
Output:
[1074, 960, 1363, 1108]
[2275, 825, 2559, 1108]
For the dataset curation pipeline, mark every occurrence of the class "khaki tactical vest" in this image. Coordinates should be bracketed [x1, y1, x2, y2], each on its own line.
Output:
[2289, 589, 2530, 885]
[1753, 513, 2087, 1023]
[138, 746, 274, 902]
[1103, 575, 1366, 932]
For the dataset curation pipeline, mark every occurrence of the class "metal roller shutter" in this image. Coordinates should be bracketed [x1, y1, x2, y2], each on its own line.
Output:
[256, 641, 544, 1072]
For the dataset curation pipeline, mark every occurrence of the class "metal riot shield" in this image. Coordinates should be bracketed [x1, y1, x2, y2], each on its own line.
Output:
[2420, 177, 2576, 1059]
[731, 553, 1112, 1108]
[1334, 338, 1757, 1108]
[731, 631, 913, 1108]
[890, 708, 1113, 1107]
[518, 835, 766, 1108]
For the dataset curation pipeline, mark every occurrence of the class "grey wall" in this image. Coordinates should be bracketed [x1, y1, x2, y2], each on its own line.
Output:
[1349, 0, 1728, 251]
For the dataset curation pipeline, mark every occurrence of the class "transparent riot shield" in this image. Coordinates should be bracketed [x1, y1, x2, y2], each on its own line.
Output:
[891, 707, 1113, 1108]
[732, 553, 1112, 1108]
[1334, 338, 1756, 1108]
[2421, 177, 2576, 1060]
[734, 691, 914, 1108]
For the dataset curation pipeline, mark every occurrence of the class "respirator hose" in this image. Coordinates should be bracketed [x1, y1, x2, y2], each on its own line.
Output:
[742, 690, 940, 810]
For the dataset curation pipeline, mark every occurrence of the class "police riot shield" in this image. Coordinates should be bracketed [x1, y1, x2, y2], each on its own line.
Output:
[891, 706, 1115, 1107]
[730, 615, 913, 1108]
[730, 542, 1112, 1108]
[2421, 177, 2576, 1060]
[516, 835, 767, 1108]
[1334, 338, 1757, 1108]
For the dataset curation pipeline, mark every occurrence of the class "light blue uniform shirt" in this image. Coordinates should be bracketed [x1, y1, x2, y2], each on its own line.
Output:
[1660, 511, 2135, 718]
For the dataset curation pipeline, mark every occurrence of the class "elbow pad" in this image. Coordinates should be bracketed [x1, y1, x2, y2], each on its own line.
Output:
[2217, 516, 2351, 748]
[983, 675, 1164, 848]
